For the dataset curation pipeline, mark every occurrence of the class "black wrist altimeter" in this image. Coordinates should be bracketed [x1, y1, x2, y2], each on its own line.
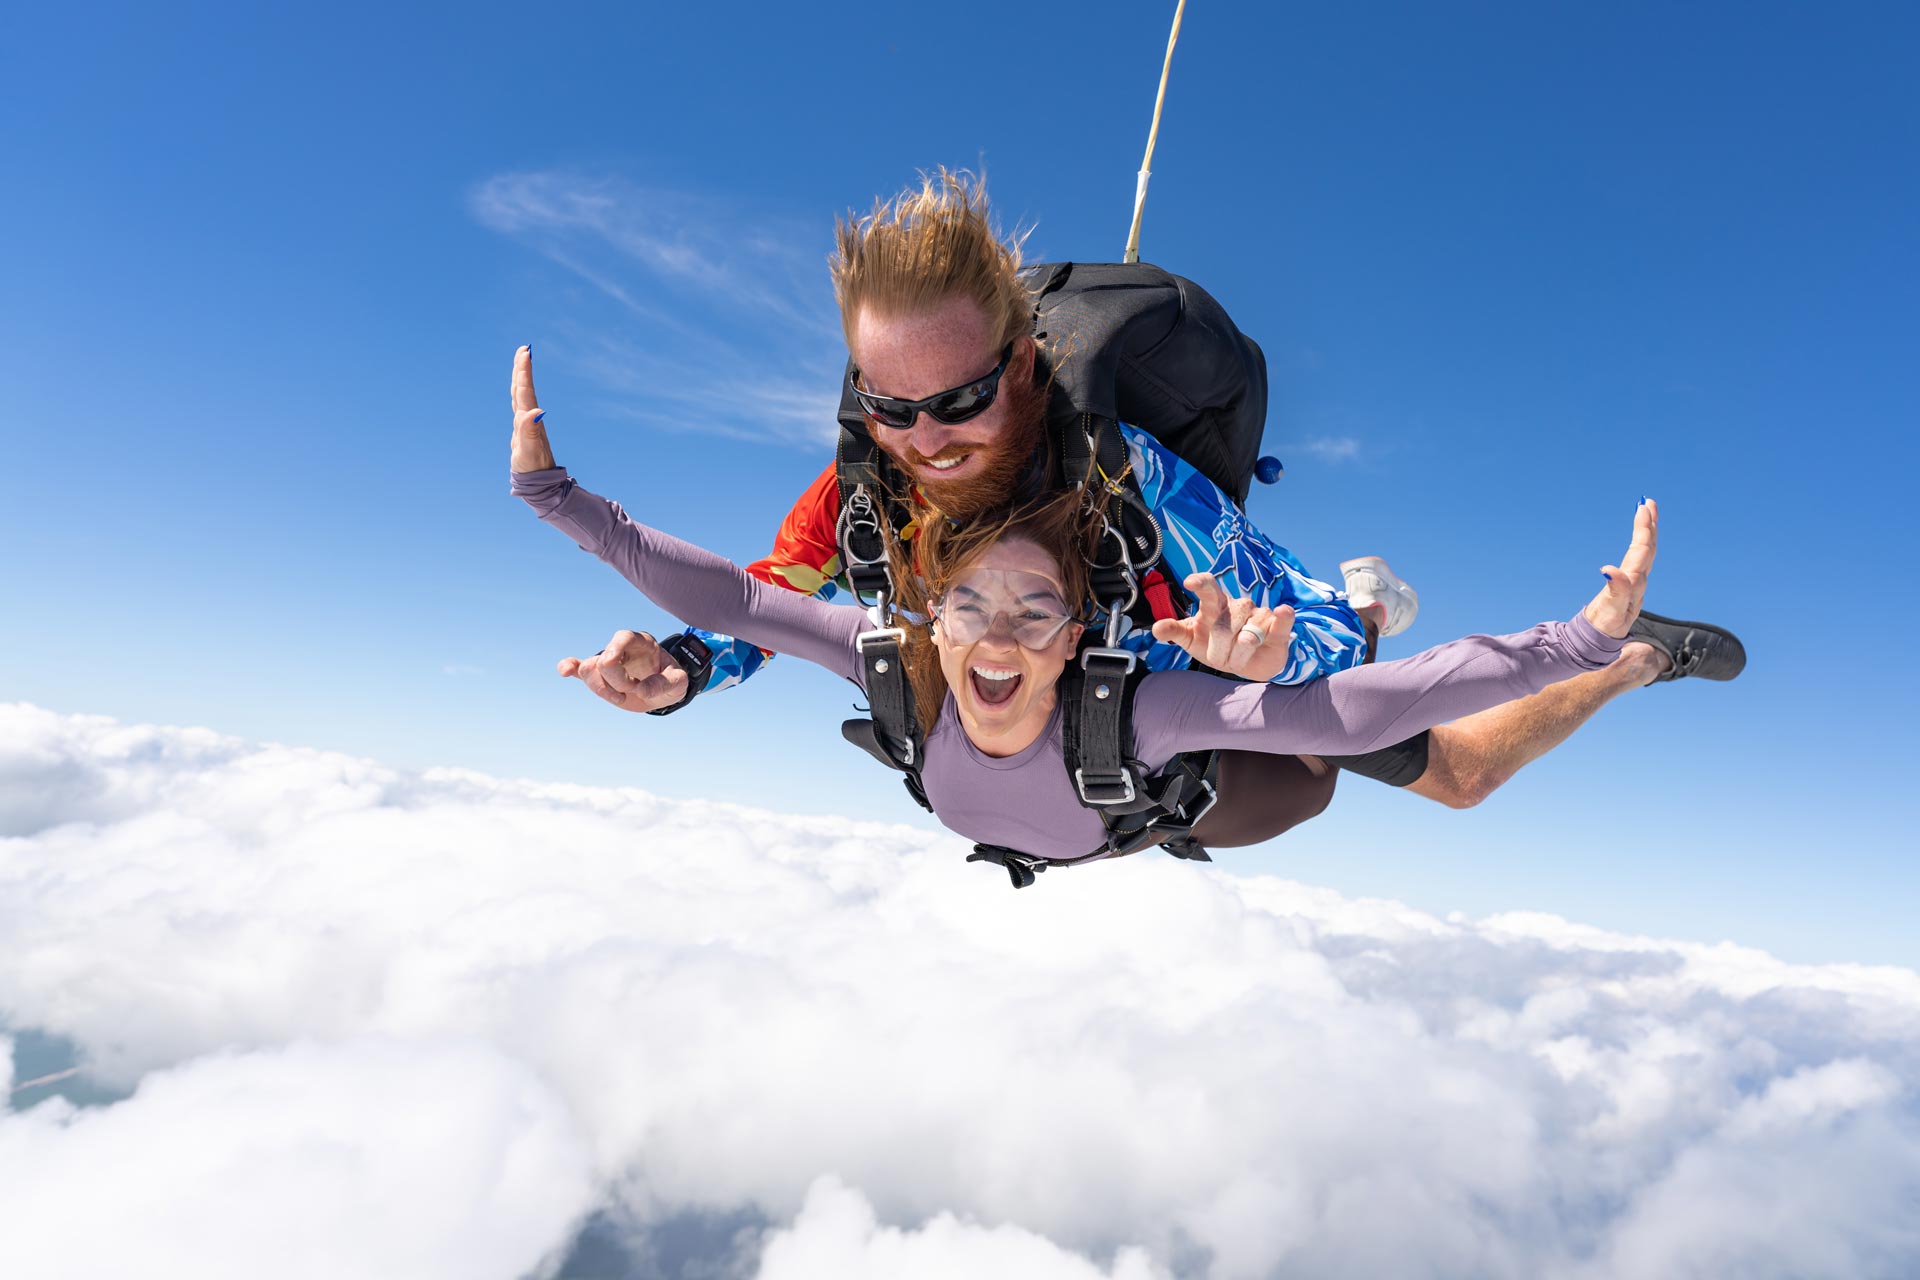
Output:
[645, 631, 714, 716]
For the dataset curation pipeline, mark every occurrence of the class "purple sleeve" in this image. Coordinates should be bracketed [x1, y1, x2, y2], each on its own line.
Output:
[1131, 617, 1625, 766]
[512, 467, 866, 685]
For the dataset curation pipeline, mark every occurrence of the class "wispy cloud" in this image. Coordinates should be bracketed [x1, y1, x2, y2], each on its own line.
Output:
[1292, 434, 1363, 464]
[472, 172, 832, 332]
[473, 172, 848, 451]
[6, 702, 1920, 1278]
[565, 329, 844, 450]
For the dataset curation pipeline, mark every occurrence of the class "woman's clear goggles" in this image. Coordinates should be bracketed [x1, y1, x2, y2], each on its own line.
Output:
[931, 569, 1080, 650]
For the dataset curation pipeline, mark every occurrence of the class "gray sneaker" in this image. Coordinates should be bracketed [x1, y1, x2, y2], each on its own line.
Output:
[1627, 611, 1747, 682]
[1340, 556, 1419, 638]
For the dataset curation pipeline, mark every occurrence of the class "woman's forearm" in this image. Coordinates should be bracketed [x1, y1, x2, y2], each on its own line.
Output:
[512, 467, 864, 683]
[1139, 617, 1624, 762]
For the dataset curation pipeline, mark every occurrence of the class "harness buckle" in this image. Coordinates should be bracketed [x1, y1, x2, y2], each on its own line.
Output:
[1074, 767, 1137, 806]
[1179, 776, 1220, 827]
[1078, 646, 1138, 676]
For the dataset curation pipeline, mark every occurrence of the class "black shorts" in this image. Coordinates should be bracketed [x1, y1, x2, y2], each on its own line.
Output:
[1321, 731, 1432, 788]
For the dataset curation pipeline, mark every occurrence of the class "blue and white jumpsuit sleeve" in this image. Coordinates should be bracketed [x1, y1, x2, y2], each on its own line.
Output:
[1118, 423, 1369, 684]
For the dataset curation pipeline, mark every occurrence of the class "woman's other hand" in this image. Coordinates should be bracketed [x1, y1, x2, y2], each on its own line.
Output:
[1583, 499, 1659, 638]
[1151, 573, 1300, 683]
[510, 345, 556, 473]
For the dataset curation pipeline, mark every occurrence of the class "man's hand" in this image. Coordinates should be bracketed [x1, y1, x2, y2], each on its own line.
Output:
[1150, 573, 1300, 683]
[1583, 499, 1659, 638]
[557, 630, 690, 713]
[511, 345, 556, 473]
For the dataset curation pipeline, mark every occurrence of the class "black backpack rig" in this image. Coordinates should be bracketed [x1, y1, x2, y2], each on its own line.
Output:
[836, 261, 1276, 889]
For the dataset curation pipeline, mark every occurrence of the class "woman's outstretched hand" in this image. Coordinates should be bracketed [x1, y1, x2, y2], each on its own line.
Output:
[510, 345, 555, 473]
[557, 628, 691, 714]
[1583, 499, 1659, 638]
[1151, 573, 1300, 683]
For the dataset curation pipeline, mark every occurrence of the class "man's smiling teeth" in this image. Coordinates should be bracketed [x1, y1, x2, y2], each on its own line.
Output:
[926, 455, 967, 471]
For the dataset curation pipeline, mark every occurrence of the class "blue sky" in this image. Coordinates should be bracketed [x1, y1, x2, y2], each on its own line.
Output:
[3, 0, 1915, 965]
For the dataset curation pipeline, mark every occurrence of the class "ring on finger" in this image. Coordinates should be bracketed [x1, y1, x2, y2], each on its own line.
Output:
[1237, 623, 1268, 646]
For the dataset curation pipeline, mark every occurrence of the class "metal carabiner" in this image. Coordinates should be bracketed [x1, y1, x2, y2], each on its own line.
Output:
[836, 487, 887, 565]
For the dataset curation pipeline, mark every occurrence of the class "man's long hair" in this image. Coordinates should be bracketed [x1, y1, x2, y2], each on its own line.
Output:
[829, 168, 1032, 356]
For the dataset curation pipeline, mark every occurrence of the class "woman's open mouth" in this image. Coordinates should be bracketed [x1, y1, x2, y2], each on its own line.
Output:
[969, 663, 1022, 707]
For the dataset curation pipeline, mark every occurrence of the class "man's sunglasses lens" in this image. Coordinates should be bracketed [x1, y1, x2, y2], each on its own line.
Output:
[926, 384, 996, 425]
[852, 344, 1011, 431]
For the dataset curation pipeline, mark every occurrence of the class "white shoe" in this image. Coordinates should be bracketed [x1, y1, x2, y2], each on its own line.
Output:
[1340, 556, 1419, 638]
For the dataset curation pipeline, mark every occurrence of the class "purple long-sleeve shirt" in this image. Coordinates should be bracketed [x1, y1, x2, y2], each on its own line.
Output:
[516, 467, 1624, 859]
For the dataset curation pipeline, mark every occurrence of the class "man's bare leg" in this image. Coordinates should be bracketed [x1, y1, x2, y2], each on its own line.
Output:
[1407, 641, 1669, 809]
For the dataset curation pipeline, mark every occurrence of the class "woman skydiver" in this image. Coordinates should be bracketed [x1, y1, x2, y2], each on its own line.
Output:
[508, 347, 1660, 867]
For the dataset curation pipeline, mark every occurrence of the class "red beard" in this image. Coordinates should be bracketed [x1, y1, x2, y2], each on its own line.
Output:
[893, 369, 1048, 518]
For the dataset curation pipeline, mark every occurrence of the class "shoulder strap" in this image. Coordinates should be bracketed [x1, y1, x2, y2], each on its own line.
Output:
[840, 621, 931, 813]
[1059, 645, 1222, 860]
[833, 415, 914, 604]
[1060, 637, 1142, 807]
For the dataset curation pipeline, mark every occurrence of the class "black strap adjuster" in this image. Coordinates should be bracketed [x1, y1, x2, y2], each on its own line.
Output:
[1073, 768, 1137, 806]
[967, 845, 1050, 889]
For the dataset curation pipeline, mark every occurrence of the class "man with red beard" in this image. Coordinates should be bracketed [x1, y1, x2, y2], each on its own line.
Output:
[546, 170, 1742, 840]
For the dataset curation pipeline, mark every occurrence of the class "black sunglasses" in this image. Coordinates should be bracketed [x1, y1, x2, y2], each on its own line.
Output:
[849, 343, 1014, 430]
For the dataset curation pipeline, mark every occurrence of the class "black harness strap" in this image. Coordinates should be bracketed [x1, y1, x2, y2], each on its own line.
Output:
[842, 622, 931, 813]
[965, 845, 1052, 889]
[1065, 640, 1140, 806]
[834, 426, 909, 603]
[1061, 648, 1222, 849]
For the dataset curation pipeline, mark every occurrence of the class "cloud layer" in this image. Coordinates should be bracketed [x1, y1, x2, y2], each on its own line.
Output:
[3, 702, 1918, 1278]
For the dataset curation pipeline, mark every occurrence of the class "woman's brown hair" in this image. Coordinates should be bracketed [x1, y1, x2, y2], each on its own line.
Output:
[887, 484, 1112, 729]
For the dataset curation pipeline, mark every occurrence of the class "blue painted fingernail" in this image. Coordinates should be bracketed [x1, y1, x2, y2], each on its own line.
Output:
[1602, 572, 1613, 581]
[532, 410, 545, 424]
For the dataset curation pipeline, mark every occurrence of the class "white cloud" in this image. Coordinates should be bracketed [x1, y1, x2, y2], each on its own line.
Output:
[3, 701, 1919, 1278]
[0, 1038, 594, 1280]
[755, 1177, 1169, 1280]
[1293, 434, 1363, 463]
